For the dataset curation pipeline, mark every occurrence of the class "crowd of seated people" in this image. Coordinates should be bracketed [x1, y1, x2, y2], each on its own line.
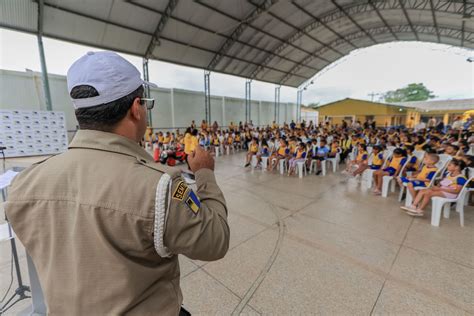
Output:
[142, 118, 474, 220]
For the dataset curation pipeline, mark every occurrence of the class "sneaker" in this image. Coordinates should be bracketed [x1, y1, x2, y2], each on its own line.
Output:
[400, 205, 415, 212]
[245, 163, 250, 167]
[316, 170, 322, 175]
[407, 209, 424, 217]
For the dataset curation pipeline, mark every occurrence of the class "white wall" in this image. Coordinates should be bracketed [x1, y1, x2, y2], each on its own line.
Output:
[0, 69, 297, 131]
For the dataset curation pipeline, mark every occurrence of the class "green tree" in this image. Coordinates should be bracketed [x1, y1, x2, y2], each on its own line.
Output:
[383, 83, 435, 103]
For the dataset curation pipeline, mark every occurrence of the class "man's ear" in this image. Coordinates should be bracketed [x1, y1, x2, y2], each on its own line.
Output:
[129, 97, 142, 121]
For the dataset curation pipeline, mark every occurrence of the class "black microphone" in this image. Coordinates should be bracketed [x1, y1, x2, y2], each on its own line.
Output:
[0, 146, 6, 150]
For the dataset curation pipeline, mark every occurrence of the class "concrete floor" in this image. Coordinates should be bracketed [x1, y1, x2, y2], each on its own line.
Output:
[1, 153, 473, 315]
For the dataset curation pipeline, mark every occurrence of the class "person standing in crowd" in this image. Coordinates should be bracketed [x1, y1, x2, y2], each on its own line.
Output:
[5, 51, 229, 315]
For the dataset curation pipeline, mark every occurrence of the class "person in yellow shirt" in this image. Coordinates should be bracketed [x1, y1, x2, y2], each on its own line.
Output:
[183, 128, 193, 155]
[163, 132, 171, 146]
[190, 129, 199, 154]
[245, 138, 259, 167]
[145, 128, 154, 143]
[157, 132, 164, 146]
[269, 139, 290, 171]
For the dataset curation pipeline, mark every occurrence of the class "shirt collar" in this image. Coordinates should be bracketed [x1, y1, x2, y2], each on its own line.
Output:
[69, 130, 153, 162]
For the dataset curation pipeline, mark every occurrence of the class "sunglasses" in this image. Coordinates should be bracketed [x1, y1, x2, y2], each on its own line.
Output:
[139, 98, 155, 110]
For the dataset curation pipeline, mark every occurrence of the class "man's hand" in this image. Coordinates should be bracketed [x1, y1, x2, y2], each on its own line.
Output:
[188, 145, 215, 172]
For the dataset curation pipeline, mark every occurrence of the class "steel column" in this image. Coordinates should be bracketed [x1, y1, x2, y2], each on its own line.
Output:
[274, 85, 281, 123]
[37, 0, 52, 111]
[204, 71, 211, 123]
[142, 58, 153, 126]
[245, 79, 252, 123]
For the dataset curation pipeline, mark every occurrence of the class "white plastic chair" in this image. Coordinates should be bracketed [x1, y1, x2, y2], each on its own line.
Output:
[251, 155, 258, 168]
[404, 160, 449, 207]
[279, 158, 287, 175]
[430, 176, 473, 227]
[214, 146, 220, 157]
[310, 159, 326, 176]
[382, 157, 410, 198]
[296, 159, 307, 178]
[261, 157, 269, 171]
[361, 152, 375, 188]
[327, 152, 340, 173]
[364, 151, 390, 189]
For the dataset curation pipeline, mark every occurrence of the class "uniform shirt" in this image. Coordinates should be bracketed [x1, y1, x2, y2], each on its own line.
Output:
[314, 146, 329, 157]
[330, 143, 339, 154]
[189, 136, 199, 153]
[442, 174, 467, 188]
[387, 156, 407, 170]
[295, 150, 307, 159]
[371, 152, 384, 167]
[163, 136, 170, 144]
[407, 156, 419, 170]
[5, 130, 229, 315]
[415, 165, 438, 184]
[277, 146, 289, 156]
[249, 143, 258, 153]
[356, 151, 368, 161]
[183, 133, 192, 155]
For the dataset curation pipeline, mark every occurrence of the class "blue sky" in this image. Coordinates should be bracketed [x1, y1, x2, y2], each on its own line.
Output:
[1, 28, 473, 105]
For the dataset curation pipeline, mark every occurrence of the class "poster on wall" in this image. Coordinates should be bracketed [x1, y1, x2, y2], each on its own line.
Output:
[0, 110, 68, 158]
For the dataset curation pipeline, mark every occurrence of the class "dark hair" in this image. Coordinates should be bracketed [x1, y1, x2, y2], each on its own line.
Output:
[72, 85, 144, 132]
[405, 145, 414, 152]
[450, 158, 467, 173]
[393, 148, 404, 155]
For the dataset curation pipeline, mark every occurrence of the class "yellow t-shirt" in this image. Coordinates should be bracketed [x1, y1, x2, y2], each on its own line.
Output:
[184, 133, 192, 154]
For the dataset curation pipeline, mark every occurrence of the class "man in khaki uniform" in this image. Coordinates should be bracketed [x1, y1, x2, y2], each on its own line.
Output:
[5, 51, 229, 315]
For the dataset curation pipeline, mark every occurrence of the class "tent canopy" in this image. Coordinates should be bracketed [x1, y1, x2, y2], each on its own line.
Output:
[1, 0, 473, 87]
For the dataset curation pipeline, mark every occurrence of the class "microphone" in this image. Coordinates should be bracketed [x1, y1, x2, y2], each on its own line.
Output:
[0, 146, 6, 150]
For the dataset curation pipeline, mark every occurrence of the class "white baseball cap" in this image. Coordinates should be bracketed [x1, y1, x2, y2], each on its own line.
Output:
[67, 51, 157, 109]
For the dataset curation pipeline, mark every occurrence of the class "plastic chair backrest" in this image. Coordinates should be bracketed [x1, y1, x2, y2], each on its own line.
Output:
[438, 154, 452, 167]
[381, 150, 392, 168]
[458, 176, 474, 198]
[367, 146, 373, 155]
[469, 167, 474, 179]
[367, 152, 374, 165]
[398, 156, 411, 175]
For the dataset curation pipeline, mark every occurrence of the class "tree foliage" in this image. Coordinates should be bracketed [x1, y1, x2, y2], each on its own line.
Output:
[383, 83, 435, 103]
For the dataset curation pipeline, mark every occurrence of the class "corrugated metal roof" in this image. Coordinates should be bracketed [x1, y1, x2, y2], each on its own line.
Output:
[396, 98, 474, 111]
[1, 0, 473, 87]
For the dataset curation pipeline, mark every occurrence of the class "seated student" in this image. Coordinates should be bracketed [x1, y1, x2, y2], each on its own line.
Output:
[403, 145, 420, 174]
[373, 148, 407, 195]
[328, 139, 340, 158]
[397, 153, 439, 202]
[352, 145, 384, 177]
[344, 143, 368, 174]
[312, 138, 330, 175]
[269, 139, 290, 171]
[211, 133, 219, 150]
[402, 159, 468, 216]
[256, 139, 270, 166]
[245, 138, 259, 167]
[234, 133, 242, 149]
[288, 142, 307, 176]
[226, 134, 234, 152]
[163, 132, 171, 148]
[444, 143, 459, 157]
